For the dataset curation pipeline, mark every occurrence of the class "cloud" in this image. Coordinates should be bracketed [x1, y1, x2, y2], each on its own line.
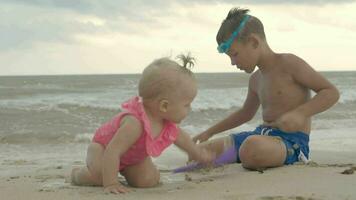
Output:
[1, 0, 356, 75]
[4, 0, 355, 20]
[1, 0, 355, 51]
[0, 1, 178, 51]
[218, 0, 355, 5]
[0, 4, 106, 51]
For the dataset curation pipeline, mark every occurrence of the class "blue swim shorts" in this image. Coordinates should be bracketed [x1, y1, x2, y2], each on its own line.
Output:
[231, 125, 310, 165]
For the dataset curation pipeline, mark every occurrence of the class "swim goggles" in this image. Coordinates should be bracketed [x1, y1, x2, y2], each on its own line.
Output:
[217, 15, 250, 54]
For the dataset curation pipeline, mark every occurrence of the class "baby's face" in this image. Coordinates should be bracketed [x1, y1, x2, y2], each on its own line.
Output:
[164, 78, 197, 124]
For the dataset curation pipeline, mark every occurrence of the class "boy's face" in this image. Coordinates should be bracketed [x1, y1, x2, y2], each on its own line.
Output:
[226, 39, 259, 74]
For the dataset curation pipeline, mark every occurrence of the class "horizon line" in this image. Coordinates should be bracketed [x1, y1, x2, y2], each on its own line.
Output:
[0, 69, 355, 77]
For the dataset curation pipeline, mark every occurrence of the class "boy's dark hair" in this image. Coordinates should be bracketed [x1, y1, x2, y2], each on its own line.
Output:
[216, 8, 266, 45]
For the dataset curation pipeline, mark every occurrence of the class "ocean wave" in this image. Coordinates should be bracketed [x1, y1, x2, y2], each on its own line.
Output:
[2, 88, 356, 116]
[192, 88, 247, 111]
[338, 85, 356, 104]
[1, 81, 356, 118]
[0, 87, 248, 111]
[0, 89, 135, 111]
[0, 132, 85, 144]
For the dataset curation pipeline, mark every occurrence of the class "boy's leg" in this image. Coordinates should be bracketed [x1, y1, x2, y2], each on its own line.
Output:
[239, 135, 287, 169]
[199, 136, 235, 159]
[120, 157, 160, 188]
[71, 142, 104, 186]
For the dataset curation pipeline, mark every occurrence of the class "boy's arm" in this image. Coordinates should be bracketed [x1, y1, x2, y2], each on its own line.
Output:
[292, 58, 339, 116]
[193, 73, 260, 143]
[102, 115, 142, 193]
[268, 56, 339, 132]
[175, 128, 215, 163]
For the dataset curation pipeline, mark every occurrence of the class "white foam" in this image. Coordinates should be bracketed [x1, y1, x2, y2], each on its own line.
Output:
[192, 87, 247, 111]
[74, 133, 94, 143]
[0, 88, 136, 111]
[310, 128, 356, 152]
[338, 85, 356, 104]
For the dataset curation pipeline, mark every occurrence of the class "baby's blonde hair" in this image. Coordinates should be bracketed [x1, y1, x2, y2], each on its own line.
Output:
[138, 53, 196, 100]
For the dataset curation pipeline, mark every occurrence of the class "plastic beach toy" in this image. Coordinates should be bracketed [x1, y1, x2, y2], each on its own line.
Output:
[173, 146, 237, 173]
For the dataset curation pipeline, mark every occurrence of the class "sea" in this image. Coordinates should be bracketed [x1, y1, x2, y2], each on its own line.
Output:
[1, 72, 355, 179]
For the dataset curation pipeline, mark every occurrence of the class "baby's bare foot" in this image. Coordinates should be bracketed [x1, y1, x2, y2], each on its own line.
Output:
[69, 167, 81, 185]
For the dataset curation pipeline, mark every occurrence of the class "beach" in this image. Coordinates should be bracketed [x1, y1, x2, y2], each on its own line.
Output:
[1, 72, 356, 200]
[1, 149, 355, 200]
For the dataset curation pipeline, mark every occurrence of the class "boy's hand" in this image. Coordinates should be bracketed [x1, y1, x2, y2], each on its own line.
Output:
[104, 183, 130, 194]
[192, 132, 212, 143]
[265, 110, 306, 133]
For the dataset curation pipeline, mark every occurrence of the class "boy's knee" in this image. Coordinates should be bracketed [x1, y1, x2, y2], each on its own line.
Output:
[239, 136, 266, 169]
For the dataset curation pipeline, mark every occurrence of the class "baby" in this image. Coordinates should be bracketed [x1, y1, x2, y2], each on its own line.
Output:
[71, 54, 214, 194]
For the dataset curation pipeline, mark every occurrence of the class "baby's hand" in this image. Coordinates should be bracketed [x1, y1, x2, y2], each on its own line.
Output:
[195, 148, 216, 164]
[104, 183, 130, 194]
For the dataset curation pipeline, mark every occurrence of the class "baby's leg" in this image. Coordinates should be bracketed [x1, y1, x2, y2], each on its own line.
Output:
[71, 142, 104, 186]
[120, 157, 159, 188]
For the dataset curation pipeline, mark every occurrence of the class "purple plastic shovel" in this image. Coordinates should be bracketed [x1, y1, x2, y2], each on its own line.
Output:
[172, 146, 237, 173]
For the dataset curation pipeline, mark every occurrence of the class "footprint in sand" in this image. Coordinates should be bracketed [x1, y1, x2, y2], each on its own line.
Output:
[35, 174, 65, 182]
[341, 166, 356, 175]
[2, 159, 37, 165]
[258, 196, 320, 200]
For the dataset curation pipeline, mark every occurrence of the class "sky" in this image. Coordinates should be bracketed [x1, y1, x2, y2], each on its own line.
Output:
[1, 0, 356, 75]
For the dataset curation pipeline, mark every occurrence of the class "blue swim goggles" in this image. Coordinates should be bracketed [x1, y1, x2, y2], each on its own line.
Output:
[217, 15, 250, 54]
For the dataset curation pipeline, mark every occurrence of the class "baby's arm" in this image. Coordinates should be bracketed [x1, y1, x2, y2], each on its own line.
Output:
[102, 115, 142, 194]
[175, 128, 215, 163]
[193, 73, 260, 143]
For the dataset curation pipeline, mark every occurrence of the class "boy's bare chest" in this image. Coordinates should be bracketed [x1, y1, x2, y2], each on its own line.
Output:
[256, 73, 306, 106]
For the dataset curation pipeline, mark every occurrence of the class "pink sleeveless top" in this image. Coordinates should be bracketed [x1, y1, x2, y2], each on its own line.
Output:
[92, 96, 179, 171]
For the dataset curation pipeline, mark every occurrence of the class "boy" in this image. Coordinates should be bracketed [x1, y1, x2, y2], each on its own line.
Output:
[193, 8, 339, 170]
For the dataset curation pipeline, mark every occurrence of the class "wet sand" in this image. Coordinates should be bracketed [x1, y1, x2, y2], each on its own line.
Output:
[1, 150, 355, 200]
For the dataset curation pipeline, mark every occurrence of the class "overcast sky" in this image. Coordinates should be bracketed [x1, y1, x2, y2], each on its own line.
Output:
[1, 0, 356, 75]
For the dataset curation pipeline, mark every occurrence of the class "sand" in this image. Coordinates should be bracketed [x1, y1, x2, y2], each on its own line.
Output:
[1, 150, 355, 200]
